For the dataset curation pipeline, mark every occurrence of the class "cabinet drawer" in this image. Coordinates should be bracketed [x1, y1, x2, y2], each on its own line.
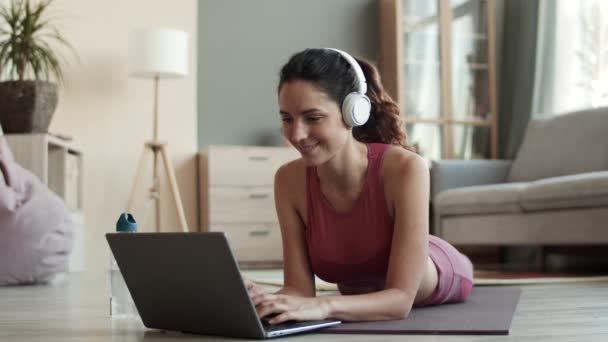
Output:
[210, 224, 282, 262]
[204, 146, 298, 186]
[209, 187, 276, 223]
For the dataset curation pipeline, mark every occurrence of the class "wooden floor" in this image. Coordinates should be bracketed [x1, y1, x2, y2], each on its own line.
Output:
[0, 272, 607, 342]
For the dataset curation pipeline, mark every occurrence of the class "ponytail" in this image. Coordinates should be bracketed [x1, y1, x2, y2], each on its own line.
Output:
[353, 58, 412, 150]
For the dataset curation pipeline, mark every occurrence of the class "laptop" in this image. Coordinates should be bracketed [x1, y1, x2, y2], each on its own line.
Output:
[106, 232, 341, 339]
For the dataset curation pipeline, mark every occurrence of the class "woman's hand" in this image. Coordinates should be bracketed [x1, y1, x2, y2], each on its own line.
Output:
[244, 278, 267, 299]
[252, 293, 330, 324]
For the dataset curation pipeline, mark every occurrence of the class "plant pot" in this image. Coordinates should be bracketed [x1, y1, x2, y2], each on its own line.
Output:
[0, 80, 58, 134]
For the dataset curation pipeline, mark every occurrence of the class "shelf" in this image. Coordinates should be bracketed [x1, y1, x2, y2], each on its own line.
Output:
[4, 134, 83, 211]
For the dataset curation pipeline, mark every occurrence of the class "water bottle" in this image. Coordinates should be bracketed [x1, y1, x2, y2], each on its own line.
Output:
[110, 213, 138, 318]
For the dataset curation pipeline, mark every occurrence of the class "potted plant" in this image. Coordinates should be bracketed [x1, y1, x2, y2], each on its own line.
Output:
[0, 0, 75, 134]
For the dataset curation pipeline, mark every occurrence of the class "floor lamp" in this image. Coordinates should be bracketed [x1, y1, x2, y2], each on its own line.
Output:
[127, 27, 189, 233]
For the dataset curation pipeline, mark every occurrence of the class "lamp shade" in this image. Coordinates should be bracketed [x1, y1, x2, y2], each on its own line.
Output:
[129, 28, 188, 79]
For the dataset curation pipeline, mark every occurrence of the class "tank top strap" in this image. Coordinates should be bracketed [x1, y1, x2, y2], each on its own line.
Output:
[306, 164, 318, 207]
[367, 143, 392, 185]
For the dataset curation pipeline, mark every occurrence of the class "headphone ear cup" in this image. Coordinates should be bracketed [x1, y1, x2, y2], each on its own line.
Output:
[342, 93, 371, 127]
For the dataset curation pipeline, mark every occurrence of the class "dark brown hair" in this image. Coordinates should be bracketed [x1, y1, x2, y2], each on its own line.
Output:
[278, 48, 412, 150]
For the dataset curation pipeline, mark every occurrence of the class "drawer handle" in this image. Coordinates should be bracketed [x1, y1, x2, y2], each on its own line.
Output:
[249, 193, 269, 199]
[249, 230, 270, 237]
[248, 156, 269, 162]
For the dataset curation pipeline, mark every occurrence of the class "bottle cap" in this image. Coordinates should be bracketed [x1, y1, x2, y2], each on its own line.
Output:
[116, 213, 137, 232]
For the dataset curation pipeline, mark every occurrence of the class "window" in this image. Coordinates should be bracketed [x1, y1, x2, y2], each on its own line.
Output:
[534, 0, 608, 116]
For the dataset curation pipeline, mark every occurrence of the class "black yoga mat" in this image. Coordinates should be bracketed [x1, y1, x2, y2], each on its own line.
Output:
[321, 286, 521, 335]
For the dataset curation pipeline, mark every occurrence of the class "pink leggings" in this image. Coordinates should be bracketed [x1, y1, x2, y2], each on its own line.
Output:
[414, 235, 474, 307]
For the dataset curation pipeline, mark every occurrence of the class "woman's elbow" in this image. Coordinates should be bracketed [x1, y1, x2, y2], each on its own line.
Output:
[390, 306, 411, 320]
[387, 288, 413, 319]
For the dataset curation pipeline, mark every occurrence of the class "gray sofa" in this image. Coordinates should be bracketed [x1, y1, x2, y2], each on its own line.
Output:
[431, 107, 608, 246]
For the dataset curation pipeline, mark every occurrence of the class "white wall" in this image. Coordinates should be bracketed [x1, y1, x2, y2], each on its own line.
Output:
[49, 0, 198, 274]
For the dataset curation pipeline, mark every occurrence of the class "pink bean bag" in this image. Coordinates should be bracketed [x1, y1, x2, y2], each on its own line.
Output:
[0, 136, 74, 285]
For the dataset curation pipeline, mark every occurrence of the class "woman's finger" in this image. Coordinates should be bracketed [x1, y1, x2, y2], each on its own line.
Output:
[269, 311, 293, 325]
[257, 299, 287, 318]
[248, 286, 265, 298]
[252, 293, 275, 306]
[251, 293, 265, 306]
[245, 280, 261, 292]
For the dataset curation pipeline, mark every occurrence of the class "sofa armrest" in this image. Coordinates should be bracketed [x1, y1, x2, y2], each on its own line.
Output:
[431, 159, 513, 199]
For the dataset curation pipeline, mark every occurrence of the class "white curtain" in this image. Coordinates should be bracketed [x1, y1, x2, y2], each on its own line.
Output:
[533, 0, 608, 116]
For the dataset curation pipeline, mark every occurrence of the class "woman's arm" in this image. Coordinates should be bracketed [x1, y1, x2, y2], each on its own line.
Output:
[246, 161, 313, 301]
[273, 161, 316, 297]
[255, 151, 432, 323]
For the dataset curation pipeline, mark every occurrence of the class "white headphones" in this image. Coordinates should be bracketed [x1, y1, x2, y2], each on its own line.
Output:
[325, 48, 371, 127]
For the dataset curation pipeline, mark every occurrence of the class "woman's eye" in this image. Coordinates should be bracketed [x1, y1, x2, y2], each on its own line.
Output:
[281, 117, 292, 123]
[307, 117, 321, 122]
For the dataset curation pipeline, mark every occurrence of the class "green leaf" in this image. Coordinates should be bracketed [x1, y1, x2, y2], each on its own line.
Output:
[0, 0, 76, 83]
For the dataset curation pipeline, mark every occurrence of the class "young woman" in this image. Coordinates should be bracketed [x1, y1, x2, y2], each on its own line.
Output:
[247, 48, 473, 324]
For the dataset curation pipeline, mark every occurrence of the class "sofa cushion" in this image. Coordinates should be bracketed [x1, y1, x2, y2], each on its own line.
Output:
[434, 182, 528, 216]
[521, 171, 608, 212]
[508, 107, 608, 182]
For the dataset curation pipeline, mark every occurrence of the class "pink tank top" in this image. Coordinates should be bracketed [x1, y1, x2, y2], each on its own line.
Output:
[306, 143, 393, 287]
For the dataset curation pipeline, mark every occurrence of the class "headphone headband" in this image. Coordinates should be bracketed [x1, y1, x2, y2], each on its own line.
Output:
[322, 48, 371, 127]
[325, 48, 367, 95]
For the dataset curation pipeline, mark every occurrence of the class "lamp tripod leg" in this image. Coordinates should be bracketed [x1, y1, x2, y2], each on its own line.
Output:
[127, 146, 151, 214]
[152, 147, 161, 232]
[159, 145, 188, 232]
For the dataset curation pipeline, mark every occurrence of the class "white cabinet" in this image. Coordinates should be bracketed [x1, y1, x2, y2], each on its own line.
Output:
[199, 145, 299, 268]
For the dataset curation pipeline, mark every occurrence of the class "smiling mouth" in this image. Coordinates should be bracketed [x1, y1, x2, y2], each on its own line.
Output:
[299, 143, 318, 153]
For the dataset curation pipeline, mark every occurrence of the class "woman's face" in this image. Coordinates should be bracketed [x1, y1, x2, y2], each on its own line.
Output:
[279, 80, 349, 166]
